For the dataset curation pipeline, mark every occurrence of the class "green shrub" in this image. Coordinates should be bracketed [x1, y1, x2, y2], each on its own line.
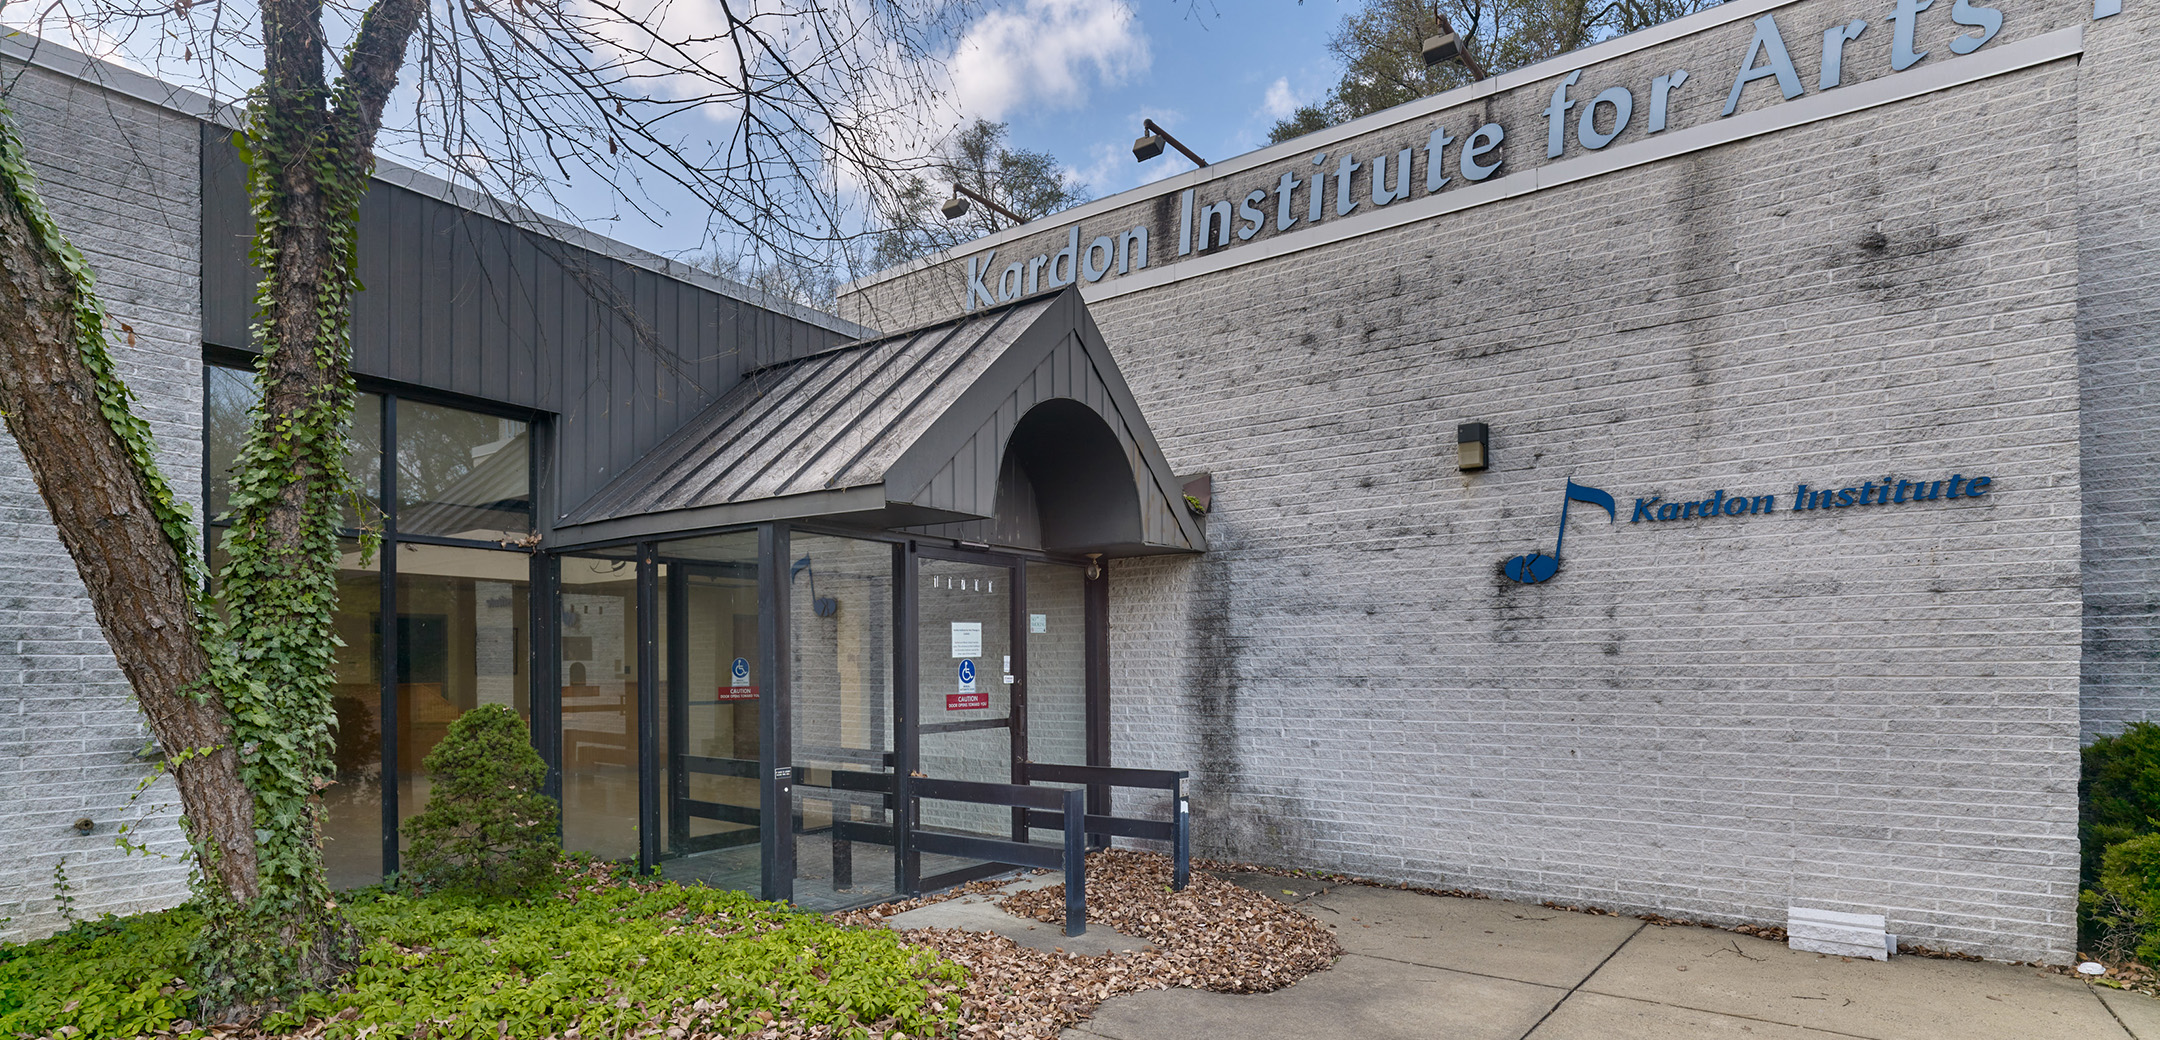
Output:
[2080, 722, 2160, 962]
[2085, 833, 2160, 964]
[2083, 722, 2160, 886]
[403, 704, 560, 897]
[0, 908, 200, 1039]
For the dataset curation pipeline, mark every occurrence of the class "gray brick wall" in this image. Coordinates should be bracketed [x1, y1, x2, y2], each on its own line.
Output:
[0, 59, 201, 940]
[2074, 2, 2160, 741]
[849, 0, 2098, 964]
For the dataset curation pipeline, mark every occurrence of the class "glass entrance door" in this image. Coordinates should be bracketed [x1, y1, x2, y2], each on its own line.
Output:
[656, 538, 764, 893]
[910, 549, 1024, 890]
[788, 534, 902, 910]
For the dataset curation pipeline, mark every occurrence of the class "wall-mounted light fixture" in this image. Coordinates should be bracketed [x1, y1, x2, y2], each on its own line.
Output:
[1457, 422, 1490, 472]
[1132, 119, 1208, 167]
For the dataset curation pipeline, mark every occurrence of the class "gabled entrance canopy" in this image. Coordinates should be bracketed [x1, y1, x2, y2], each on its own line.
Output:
[557, 288, 1205, 556]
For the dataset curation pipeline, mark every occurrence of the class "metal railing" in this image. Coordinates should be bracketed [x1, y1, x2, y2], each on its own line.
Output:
[676, 755, 1193, 922]
[1022, 763, 1191, 891]
[911, 778, 1088, 935]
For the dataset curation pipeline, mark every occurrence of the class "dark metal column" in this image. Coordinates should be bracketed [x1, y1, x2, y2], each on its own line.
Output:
[1009, 560, 1029, 842]
[377, 394, 400, 877]
[636, 545, 660, 873]
[1083, 557, 1111, 846]
[758, 523, 795, 902]
[530, 552, 563, 806]
[665, 565, 690, 858]
[897, 542, 920, 894]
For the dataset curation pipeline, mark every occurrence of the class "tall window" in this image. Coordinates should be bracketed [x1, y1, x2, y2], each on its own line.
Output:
[204, 363, 537, 889]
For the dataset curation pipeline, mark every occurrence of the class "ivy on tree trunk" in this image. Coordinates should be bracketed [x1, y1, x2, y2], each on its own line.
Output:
[0, 0, 425, 1016]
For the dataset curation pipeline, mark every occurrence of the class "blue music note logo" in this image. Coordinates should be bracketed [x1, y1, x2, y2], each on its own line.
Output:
[1504, 480, 1617, 584]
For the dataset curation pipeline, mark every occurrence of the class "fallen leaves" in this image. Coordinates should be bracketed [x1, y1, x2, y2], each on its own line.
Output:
[833, 850, 1343, 1039]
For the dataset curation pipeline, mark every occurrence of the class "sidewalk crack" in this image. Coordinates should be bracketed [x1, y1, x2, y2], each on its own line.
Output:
[2089, 981, 2141, 1039]
[1517, 919, 1647, 1040]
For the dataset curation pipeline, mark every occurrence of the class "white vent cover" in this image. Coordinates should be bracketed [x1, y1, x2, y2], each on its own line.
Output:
[1788, 906, 1896, 961]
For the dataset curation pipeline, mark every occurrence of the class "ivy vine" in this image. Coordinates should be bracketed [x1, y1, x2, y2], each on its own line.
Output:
[0, 74, 381, 1007]
[191, 91, 380, 1004]
[0, 103, 211, 607]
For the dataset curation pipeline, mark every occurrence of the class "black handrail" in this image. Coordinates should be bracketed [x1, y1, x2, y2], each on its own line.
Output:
[1023, 763, 1191, 891]
[912, 778, 1088, 935]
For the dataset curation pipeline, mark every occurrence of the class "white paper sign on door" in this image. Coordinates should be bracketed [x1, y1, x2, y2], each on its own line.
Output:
[950, 621, 982, 658]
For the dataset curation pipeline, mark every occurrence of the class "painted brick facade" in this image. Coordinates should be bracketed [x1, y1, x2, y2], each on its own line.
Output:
[0, 59, 202, 940]
[2073, 0, 2160, 741]
[844, 0, 2121, 963]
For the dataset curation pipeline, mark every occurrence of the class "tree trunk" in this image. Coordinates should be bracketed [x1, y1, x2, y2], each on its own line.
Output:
[181, 0, 429, 1010]
[0, 122, 261, 908]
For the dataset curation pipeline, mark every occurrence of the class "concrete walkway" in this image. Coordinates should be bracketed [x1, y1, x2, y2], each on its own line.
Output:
[1056, 873, 2160, 1040]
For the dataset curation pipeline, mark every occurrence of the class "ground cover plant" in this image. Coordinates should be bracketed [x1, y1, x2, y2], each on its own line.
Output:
[0, 860, 963, 1039]
[2083, 721, 2160, 970]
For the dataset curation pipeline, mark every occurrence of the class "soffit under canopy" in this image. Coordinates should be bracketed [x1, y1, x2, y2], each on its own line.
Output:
[556, 288, 1204, 557]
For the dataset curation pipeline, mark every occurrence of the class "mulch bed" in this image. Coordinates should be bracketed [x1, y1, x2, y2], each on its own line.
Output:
[831, 849, 1341, 1039]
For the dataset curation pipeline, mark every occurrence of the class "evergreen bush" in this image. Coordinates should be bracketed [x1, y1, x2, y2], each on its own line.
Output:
[402, 705, 559, 897]
[2080, 722, 2160, 962]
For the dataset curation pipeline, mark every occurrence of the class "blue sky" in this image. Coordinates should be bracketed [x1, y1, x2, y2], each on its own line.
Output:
[5, 0, 1356, 268]
[959, 1, 1347, 202]
[560, 0, 1357, 265]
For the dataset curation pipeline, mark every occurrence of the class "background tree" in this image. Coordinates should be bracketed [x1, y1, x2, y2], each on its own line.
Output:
[695, 250, 853, 312]
[872, 118, 1091, 268]
[1272, 0, 1721, 143]
[0, 0, 967, 1014]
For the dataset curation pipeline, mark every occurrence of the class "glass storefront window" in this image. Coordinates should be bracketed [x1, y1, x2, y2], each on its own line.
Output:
[203, 364, 381, 530]
[790, 534, 898, 909]
[654, 531, 762, 893]
[559, 554, 641, 861]
[325, 539, 385, 890]
[396, 400, 530, 540]
[391, 543, 534, 855]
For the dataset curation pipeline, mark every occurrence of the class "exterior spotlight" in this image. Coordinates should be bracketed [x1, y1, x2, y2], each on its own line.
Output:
[941, 183, 1027, 228]
[1422, 14, 1489, 80]
[1421, 32, 1462, 67]
[1456, 422, 1490, 472]
[1132, 119, 1208, 167]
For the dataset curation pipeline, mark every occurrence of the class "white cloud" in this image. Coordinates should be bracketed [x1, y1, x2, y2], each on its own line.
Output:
[951, 0, 1150, 121]
[1262, 77, 1300, 120]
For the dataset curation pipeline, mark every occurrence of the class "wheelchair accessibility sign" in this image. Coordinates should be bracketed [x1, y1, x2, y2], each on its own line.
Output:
[949, 659, 987, 710]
